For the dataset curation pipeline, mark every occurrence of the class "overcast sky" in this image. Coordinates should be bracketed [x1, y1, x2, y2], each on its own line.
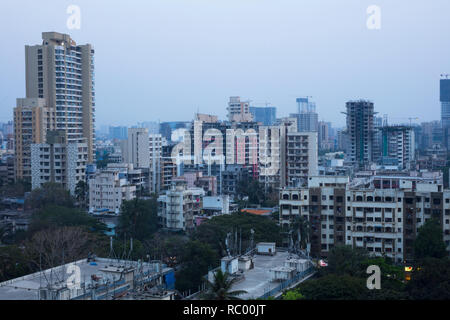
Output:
[1, 0, 449, 128]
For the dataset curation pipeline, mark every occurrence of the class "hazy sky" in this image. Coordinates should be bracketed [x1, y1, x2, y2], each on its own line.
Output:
[1, 0, 450, 128]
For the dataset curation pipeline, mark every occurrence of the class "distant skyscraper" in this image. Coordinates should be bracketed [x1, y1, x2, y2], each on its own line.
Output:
[249, 106, 277, 126]
[149, 133, 162, 193]
[290, 97, 318, 132]
[318, 121, 332, 150]
[138, 121, 160, 134]
[122, 128, 150, 168]
[25, 32, 95, 162]
[381, 126, 415, 169]
[440, 78, 450, 148]
[109, 126, 128, 140]
[344, 100, 376, 168]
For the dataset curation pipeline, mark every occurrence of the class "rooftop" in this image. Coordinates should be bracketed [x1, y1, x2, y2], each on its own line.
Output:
[0, 257, 172, 300]
[229, 250, 301, 299]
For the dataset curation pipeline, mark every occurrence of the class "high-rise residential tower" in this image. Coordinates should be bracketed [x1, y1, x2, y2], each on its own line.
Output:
[343, 100, 376, 169]
[290, 97, 318, 132]
[381, 126, 415, 169]
[440, 77, 450, 148]
[25, 32, 95, 162]
[249, 106, 277, 126]
[122, 128, 150, 169]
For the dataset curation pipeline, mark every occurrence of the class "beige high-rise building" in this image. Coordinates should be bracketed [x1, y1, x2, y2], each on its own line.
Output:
[25, 32, 95, 162]
[13, 98, 48, 182]
[121, 128, 150, 168]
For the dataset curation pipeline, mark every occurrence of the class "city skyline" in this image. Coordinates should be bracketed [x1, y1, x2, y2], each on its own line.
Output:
[1, 0, 450, 127]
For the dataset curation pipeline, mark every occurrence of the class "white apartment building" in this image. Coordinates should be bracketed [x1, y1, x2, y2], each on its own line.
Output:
[381, 126, 415, 169]
[88, 169, 136, 214]
[30, 131, 87, 195]
[283, 131, 318, 187]
[157, 180, 205, 231]
[149, 133, 162, 193]
[280, 176, 450, 263]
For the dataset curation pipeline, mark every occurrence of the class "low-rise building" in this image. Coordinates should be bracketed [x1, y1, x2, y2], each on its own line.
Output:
[280, 175, 450, 263]
[157, 180, 205, 231]
[31, 131, 87, 195]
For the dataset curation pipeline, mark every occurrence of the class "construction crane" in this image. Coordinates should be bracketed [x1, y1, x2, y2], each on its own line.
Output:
[384, 115, 419, 127]
[251, 101, 272, 107]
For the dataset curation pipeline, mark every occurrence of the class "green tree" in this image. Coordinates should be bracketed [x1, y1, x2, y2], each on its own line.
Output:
[96, 150, 111, 169]
[0, 245, 33, 282]
[26, 183, 74, 209]
[117, 197, 159, 241]
[291, 216, 310, 250]
[406, 257, 450, 300]
[74, 180, 88, 209]
[202, 269, 247, 300]
[237, 177, 266, 205]
[297, 274, 367, 300]
[175, 240, 219, 293]
[144, 233, 188, 266]
[323, 245, 369, 277]
[192, 213, 282, 258]
[414, 218, 448, 262]
[29, 205, 107, 234]
[282, 289, 305, 300]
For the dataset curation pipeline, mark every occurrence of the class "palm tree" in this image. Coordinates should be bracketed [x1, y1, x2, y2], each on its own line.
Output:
[203, 269, 247, 300]
[75, 180, 88, 210]
[291, 216, 310, 251]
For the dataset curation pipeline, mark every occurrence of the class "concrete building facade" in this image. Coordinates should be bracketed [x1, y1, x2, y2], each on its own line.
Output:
[13, 98, 48, 182]
[30, 130, 87, 195]
[88, 168, 136, 214]
[25, 32, 95, 162]
[280, 176, 450, 263]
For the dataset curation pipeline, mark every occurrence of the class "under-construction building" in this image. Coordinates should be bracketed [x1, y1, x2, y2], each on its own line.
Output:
[343, 100, 376, 169]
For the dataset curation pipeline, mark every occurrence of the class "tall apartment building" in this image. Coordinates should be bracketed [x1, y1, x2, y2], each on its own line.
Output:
[381, 126, 415, 169]
[344, 100, 375, 169]
[441, 78, 450, 148]
[157, 180, 205, 231]
[13, 98, 48, 182]
[0, 157, 15, 187]
[88, 168, 136, 214]
[290, 97, 318, 132]
[149, 133, 162, 193]
[282, 132, 318, 187]
[25, 32, 95, 162]
[30, 130, 87, 195]
[121, 128, 150, 168]
[227, 96, 253, 122]
[161, 145, 177, 190]
[280, 176, 450, 263]
[417, 121, 442, 150]
[318, 121, 333, 151]
[249, 106, 277, 126]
